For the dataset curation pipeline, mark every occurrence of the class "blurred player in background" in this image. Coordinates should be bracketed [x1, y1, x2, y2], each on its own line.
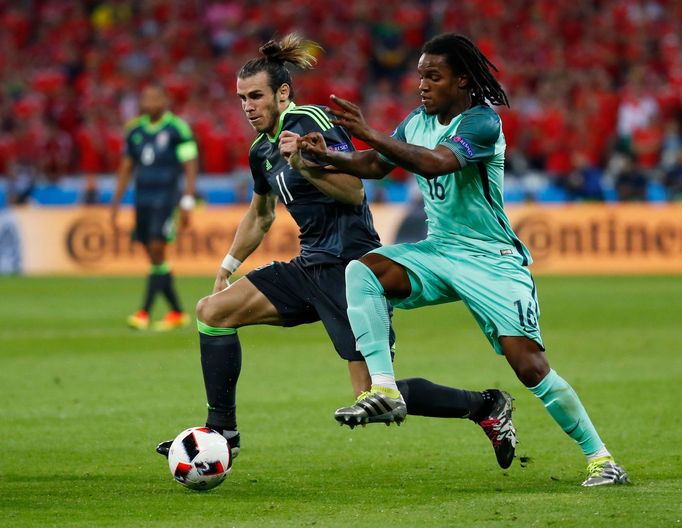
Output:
[156, 34, 517, 469]
[297, 33, 629, 487]
[110, 84, 198, 331]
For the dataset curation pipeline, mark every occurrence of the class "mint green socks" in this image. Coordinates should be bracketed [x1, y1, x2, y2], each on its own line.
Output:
[345, 260, 393, 377]
[529, 368, 605, 457]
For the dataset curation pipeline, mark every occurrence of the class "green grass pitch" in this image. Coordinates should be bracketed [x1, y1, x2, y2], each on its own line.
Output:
[1, 275, 681, 527]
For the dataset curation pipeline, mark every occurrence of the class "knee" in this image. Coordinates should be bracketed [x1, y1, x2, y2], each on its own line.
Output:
[146, 243, 165, 264]
[346, 260, 381, 294]
[504, 344, 550, 387]
[196, 296, 221, 327]
[513, 355, 550, 387]
[345, 260, 368, 286]
[501, 337, 550, 387]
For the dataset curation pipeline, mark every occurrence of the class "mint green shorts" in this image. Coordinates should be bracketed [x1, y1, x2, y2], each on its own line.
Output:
[370, 238, 544, 355]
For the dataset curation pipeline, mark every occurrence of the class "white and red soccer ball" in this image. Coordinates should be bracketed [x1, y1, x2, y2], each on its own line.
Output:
[167, 427, 232, 490]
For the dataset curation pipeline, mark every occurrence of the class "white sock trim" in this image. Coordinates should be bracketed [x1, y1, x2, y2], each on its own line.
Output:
[371, 373, 398, 392]
[586, 445, 611, 462]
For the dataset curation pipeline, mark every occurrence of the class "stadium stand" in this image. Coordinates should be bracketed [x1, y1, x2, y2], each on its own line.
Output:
[0, 0, 680, 205]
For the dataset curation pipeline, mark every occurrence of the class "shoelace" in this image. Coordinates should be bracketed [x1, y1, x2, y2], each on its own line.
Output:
[354, 391, 372, 403]
[585, 458, 611, 477]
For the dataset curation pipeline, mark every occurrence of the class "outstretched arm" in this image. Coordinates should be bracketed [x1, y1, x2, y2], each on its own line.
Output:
[296, 133, 394, 180]
[326, 95, 462, 178]
[279, 130, 365, 205]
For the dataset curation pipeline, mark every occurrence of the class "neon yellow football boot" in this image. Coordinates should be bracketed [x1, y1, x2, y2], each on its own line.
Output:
[582, 456, 630, 487]
[127, 309, 150, 330]
[334, 386, 407, 428]
[153, 311, 190, 331]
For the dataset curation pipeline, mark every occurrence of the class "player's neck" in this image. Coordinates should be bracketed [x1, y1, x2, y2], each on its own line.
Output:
[148, 111, 165, 123]
[437, 94, 473, 124]
[266, 101, 294, 137]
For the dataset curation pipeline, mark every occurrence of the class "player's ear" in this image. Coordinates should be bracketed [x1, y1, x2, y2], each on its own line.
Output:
[457, 74, 470, 89]
[278, 83, 290, 102]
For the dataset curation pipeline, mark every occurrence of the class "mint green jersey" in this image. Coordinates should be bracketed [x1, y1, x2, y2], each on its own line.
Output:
[381, 104, 532, 265]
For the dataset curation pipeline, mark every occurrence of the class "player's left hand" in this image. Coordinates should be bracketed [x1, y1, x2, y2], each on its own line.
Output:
[327, 94, 371, 141]
[297, 132, 328, 161]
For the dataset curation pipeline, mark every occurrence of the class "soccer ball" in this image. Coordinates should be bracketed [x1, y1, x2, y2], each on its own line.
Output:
[167, 427, 232, 491]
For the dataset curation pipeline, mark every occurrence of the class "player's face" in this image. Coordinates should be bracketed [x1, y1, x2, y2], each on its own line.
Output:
[417, 53, 469, 122]
[237, 72, 284, 135]
[139, 87, 167, 120]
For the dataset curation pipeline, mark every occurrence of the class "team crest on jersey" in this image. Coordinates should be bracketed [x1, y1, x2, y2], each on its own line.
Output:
[156, 130, 169, 150]
[328, 142, 350, 152]
[450, 135, 474, 158]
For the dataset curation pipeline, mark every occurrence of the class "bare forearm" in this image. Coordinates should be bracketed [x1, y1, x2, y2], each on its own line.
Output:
[318, 149, 389, 180]
[226, 207, 273, 263]
[112, 159, 133, 207]
[183, 158, 198, 196]
[361, 130, 454, 178]
[323, 94, 457, 177]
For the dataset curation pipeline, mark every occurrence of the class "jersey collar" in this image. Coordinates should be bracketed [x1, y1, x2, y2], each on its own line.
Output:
[140, 111, 173, 134]
[267, 101, 297, 143]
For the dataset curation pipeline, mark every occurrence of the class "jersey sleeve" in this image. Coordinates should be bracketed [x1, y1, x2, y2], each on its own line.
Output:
[249, 146, 271, 196]
[439, 108, 501, 168]
[170, 116, 199, 162]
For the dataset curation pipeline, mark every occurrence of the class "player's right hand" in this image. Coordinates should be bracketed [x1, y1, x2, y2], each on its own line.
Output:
[213, 268, 232, 294]
[298, 132, 328, 161]
[327, 94, 372, 141]
[278, 130, 300, 159]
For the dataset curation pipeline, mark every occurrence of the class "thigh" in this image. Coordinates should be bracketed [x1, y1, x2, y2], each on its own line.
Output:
[309, 263, 365, 361]
[370, 240, 460, 310]
[202, 276, 283, 327]
[246, 260, 320, 326]
[452, 252, 544, 355]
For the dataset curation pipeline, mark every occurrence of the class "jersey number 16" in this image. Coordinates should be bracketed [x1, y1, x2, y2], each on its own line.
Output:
[427, 176, 446, 200]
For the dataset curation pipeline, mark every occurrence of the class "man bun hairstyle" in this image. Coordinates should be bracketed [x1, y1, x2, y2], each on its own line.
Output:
[422, 33, 509, 107]
[238, 33, 323, 100]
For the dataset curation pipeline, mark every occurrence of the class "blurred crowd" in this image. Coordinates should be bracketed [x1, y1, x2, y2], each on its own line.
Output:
[1, 0, 681, 203]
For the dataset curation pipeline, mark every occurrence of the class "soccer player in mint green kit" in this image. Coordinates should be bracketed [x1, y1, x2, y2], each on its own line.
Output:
[296, 33, 629, 487]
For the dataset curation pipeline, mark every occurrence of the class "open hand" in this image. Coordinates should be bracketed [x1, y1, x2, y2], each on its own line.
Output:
[327, 94, 371, 141]
[297, 132, 328, 162]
